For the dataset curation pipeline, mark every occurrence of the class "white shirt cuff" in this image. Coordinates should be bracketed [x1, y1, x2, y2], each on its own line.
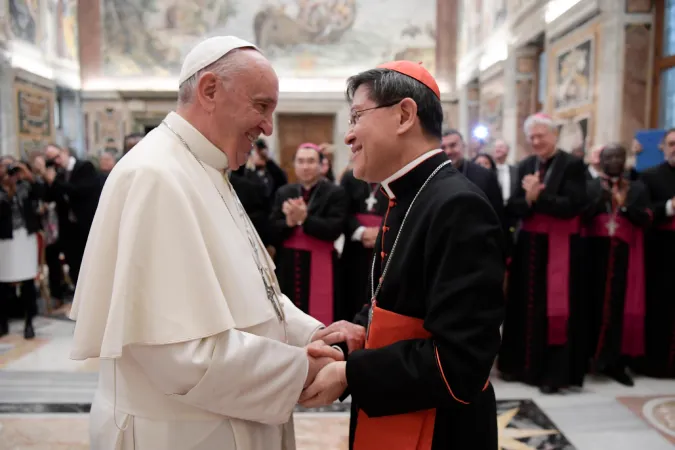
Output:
[351, 226, 366, 242]
[666, 199, 674, 217]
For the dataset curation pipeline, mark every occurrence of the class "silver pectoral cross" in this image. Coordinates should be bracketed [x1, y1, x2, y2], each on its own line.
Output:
[606, 218, 618, 236]
[365, 193, 378, 212]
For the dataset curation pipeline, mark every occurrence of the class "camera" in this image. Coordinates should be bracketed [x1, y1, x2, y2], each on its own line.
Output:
[7, 164, 20, 176]
[45, 158, 57, 169]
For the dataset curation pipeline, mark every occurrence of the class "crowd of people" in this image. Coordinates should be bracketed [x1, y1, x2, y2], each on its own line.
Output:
[0, 33, 674, 450]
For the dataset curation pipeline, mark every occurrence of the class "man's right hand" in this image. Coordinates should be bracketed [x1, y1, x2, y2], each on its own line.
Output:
[361, 227, 379, 248]
[304, 340, 344, 388]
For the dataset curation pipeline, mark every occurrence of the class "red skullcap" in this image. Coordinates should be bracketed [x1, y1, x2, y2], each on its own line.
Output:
[297, 142, 321, 152]
[377, 60, 440, 99]
[534, 112, 553, 121]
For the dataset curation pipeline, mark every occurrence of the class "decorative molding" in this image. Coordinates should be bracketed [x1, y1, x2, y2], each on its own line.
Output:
[480, 61, 505, 83]
[546, 0, 601, 42]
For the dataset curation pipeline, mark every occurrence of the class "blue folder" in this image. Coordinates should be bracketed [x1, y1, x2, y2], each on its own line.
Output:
[635, 129, 666, 172]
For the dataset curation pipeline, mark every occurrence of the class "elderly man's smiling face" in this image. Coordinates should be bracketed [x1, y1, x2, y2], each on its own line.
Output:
[344, 85, 401, 182]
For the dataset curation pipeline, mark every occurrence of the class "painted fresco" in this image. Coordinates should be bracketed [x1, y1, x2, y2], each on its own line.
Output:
[101, 0, 437, 79]
[14, 80, 54, 160]
[553, 37, 594, 112]
[556, 114, 591, 156]
[9, 0, 40, 45]
[57, 0, 78, 61]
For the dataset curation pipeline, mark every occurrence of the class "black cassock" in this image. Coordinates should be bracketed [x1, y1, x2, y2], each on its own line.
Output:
[498, 150, 588, 390]
[582, 178, 651, 374]
[639, 162, 675, 378]
[339, 169, 388, 322]
[229, 168, 272, 246]
[269, 180, 348, 325]
[346, 151, 504, 450]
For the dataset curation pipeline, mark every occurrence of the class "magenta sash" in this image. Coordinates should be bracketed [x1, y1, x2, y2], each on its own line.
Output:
[521, 214, 581, 345]
[656, 217, 675, 231]
[584, 213, 645, 356]
[283, 228, 334, 325]
[356, 213, 383, 228]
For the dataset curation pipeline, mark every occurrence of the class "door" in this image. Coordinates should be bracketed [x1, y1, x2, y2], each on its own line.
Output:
[277, 114, 335, 183]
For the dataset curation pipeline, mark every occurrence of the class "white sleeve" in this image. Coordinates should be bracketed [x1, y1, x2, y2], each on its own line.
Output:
[280, 294, 324, 346]
[128, 330, 308, 425]
[351, 226, 366, 242]
[666, 199, 674, 217]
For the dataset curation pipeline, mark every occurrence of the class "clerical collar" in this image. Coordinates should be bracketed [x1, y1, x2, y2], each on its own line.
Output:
[163, 111, 229, 170]
[381, 149, 446, 199]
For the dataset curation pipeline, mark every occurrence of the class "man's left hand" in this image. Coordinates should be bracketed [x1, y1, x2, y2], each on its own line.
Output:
[312, 320, 366, 353]
[299, 361, 347, 408]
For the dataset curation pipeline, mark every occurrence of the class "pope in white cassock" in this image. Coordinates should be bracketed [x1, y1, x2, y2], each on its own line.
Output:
[68, 36, 365, 450]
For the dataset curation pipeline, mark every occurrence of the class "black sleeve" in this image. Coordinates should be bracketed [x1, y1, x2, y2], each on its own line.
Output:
[621, 180, 653, 227]
[642, 171, 671, 224]
[353, 303, 370, 327]
[484, 171, 505, 225]
[581, 181, 607, 222]
[302, 186, 349, 241]
[533, 158, 588, 218]
[345, 191, 505, 416]
[267, 188, 294, 247]
[340, 175, 363, 238]
[47, 161, 100, 203]
[505, 161, 533, 219]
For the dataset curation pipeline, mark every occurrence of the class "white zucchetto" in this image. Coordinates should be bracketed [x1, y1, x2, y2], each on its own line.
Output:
[178, 36, 259, 86]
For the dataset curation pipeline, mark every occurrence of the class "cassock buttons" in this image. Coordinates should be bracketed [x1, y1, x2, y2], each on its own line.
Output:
[381, 251, 387, 259]
[382, 226, 390, 233]
[388, 200, 396, 208]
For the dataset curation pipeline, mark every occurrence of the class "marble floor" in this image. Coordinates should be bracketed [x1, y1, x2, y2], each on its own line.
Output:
[1, 316, 675, 450]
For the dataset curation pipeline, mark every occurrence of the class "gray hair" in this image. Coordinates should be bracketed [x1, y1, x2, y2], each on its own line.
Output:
[177, 48, 251, 106]
[523, 113, 556, 135]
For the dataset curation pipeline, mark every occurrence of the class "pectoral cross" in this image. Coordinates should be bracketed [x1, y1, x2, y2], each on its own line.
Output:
[606, 217, 618, 236]
[365, 193, 378, 212]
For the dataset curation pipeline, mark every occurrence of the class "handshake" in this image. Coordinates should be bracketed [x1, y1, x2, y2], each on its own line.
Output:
[298, 321, 366, 408]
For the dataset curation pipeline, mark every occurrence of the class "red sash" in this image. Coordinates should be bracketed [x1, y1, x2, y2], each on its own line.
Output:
[356, 213, 383, 228]
[283, 228, 334, 325]
[656, 217, 675, 231]
[353, 305, 490, 450]
[583, 214, 645, 356]
[354, 306, 435, 450]
[521, 214, 581, 346]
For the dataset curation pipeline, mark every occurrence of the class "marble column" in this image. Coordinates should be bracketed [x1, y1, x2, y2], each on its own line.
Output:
[436, 0, 458, 91]
[467, 81, 480, 140]
[0, 54, 15, 157]
[502, 46, 518, 164]
[594, 12, 624, 146]
[513, 46, 539, 161]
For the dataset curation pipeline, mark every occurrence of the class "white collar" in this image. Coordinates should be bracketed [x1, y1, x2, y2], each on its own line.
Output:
[66, 156, 76, 171]
[380, 149, 443, 199]
[163, 111, 229, 170]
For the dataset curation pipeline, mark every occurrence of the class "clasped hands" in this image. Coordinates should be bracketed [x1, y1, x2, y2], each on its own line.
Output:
[300, 321, 366, 408]
[522, 174, 545, 205]
[283, 198, 308, 227]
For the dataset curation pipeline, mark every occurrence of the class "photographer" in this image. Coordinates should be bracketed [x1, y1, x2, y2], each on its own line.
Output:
[40, 145, 100, 288]
[0, 156, 40, 339]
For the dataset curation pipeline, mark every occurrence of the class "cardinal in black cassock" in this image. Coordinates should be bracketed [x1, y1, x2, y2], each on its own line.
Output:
[582, 144, 652, 386]
[339, 169, 388, 321]
[298, 61, 504, 450]
[638, 128, 675, 378]
[268, 143, 348, 326]
[498, 113, 588, 394]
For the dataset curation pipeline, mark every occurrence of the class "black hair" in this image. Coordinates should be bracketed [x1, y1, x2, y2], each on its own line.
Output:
[600, 143, 627, 159]
[473, 152, 497, 172]
[442, 128, 464, 141]
[345, 68, 443, 140]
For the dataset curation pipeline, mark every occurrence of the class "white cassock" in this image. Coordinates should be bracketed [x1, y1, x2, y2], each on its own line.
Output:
[69, 111, 323, 450]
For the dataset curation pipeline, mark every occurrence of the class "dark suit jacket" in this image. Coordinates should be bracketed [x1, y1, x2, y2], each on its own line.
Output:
[456, 159, 505, 227]
[45, 159, 100, 234]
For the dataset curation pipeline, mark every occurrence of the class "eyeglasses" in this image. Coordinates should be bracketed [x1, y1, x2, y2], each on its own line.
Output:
[348, 100, 402, 126]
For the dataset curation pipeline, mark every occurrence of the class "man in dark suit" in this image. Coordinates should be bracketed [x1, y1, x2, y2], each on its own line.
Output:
[42, 144, 101, 290]
[442, 129, 505, 225]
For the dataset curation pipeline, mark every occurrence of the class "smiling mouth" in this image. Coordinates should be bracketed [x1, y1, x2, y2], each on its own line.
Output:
[246, 132, 259, 145]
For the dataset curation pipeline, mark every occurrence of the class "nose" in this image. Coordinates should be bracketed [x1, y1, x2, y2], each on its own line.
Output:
[260, 117, 273, 136]
[344, 127, 356, 146]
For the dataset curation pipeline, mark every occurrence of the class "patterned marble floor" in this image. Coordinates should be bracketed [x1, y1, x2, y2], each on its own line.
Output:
[1, 317, 675, 450]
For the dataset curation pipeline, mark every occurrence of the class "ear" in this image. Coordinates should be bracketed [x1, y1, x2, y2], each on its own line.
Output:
[196, 72, 219, 112]
[396, 98, 418, 136]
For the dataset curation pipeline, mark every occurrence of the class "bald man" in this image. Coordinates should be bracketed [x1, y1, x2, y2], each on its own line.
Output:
[67, 36, 346, 450]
